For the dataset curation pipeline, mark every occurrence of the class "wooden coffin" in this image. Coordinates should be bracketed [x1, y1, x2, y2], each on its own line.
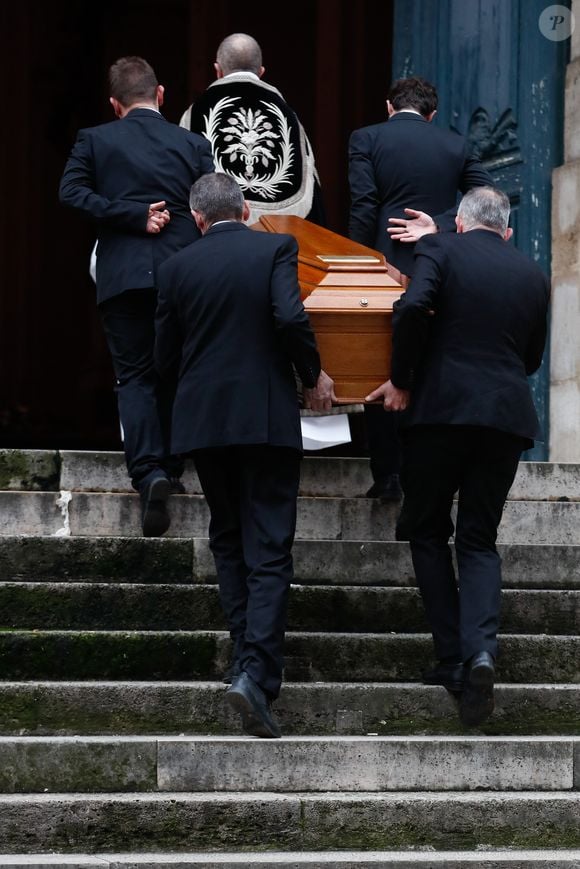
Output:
[252, 214, 406, 300]
[303, 288, 402, 404]
[251, 215, 406, 403]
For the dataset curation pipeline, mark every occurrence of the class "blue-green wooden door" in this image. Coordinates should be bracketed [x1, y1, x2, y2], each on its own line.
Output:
[392, 0, 569, 458]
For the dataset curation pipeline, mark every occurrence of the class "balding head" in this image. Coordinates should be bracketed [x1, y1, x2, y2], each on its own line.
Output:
[456, 186, 513, 240]
[215, 33, 263, 76]
[457, 186, 510, 232]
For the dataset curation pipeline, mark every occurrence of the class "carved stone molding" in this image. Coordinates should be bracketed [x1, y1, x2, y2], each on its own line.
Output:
[453, 107, 522, 168]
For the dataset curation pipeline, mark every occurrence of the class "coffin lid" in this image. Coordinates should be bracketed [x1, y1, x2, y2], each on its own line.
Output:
[251, 214, 405, 295]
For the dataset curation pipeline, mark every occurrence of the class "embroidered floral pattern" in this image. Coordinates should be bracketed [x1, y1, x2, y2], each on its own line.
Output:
[204, 96, 295, 200]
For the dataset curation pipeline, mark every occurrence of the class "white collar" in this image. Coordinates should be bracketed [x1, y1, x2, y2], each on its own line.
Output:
[209, 219, 240, 228]
[129, 104, 161, 114]
[221, 71, 261, 82]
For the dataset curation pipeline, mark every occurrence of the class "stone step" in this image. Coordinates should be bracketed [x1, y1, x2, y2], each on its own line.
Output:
[0, 451, 61, 492]
[0, 583, 577, 635]
[57, 452, 580, 501]
[0, 792, 577, 851]
[1, 851, 580, 868]
[5, 449, 580, 502]
[3, 492, 580, 544]
[0, 681, 578, 737]
[0, 735, 575, 793]
[0, 631, 576, 683]
[1, 537, 579, 589]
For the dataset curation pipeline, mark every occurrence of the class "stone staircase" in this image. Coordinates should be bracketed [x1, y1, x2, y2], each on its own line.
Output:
[0, 448, 578, 867]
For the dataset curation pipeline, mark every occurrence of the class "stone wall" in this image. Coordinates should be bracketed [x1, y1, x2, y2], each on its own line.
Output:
[550, 0, 580, 460]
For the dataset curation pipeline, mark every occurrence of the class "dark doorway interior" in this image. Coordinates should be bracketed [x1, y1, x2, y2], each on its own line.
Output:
[0, 0, 393, 449]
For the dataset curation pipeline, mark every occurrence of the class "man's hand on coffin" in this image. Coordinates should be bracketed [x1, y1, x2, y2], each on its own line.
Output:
[365, 379, 410, 412]
[302, 369, 337, 412]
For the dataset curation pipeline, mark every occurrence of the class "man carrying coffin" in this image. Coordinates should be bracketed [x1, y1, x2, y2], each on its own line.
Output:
[155, 172, 334, 737]
[366, 186, 550, 727]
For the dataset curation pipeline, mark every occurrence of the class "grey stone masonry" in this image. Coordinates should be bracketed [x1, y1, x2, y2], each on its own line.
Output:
[2, 490, 580, 543]
[57, 451, 580, 500]
[2, 450, 580, 500]
[0, 536, 578, 588]
[0, 681, 577, 737]
[0, 735, 575, 793]
[0, 792, 577, 851]
[551, 0, 580, 460]
[0, 449, 579, 861]
[0, 854, 579, 868]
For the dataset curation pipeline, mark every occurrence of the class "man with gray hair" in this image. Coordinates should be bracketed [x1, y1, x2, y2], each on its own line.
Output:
[180, 32, 325, 226]
[155, 172, 334, 737]
[366, 186, 550, 727]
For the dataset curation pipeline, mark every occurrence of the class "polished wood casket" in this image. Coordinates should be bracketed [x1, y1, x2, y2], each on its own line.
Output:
[251, 215, 406, 403]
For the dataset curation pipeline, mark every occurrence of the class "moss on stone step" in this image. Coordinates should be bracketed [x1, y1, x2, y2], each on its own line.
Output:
[0, 450, 60, 491]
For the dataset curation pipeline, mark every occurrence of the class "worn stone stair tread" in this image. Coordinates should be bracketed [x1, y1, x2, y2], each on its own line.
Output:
[4, 491, 580, 544]
[5, 448, 580, 501]
[0, 734, 575, 793]
[0, 535, 580, 589]
[0, 791, 577, 851]
[0, 850, 579, 867]
[0, 630, 576, 683]
[0, 859, 106, 868]
[0, 582, 576, 635]
[0, 789, 577, 800]
[1, 536, 579, 588]
[0, 680, 577, 737]
[0, 452, 578, 860]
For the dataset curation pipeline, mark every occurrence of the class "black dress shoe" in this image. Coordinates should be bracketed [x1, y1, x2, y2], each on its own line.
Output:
[140, 475, 171, 537]
[225, 671, 281, 738]
[459, 651, 495, 727]
[422, 661, 466, 694]
[365, 474, 403, 502]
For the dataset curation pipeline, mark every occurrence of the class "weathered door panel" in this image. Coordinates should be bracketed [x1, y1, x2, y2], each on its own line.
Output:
[393, 0, 569, 458]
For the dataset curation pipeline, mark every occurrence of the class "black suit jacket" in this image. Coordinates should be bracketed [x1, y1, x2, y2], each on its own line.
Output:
[155, 222, 321, 454]
[59, 108, 215, 304]
[390, 229, 550, 444]
[348, 112, 492, 275]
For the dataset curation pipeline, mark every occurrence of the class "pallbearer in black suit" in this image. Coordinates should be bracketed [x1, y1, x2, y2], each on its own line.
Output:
[59, 56, 215, 536]
[155, 173, 335, 738]
[348, 76, 492, 278]
[348, 76, 493, 503]
[367, 187, 550, 727]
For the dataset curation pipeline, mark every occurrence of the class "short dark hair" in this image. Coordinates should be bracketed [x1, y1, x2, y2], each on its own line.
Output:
[387, 76, 438, 117]
[189, 172, 244, 224]
[108, 56, 158, 107]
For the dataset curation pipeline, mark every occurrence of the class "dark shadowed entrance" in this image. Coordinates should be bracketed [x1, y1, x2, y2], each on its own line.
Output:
[0, 0, 393, 450]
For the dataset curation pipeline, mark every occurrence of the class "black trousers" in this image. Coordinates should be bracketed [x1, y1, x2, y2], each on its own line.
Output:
[396, 425, 525, 664]
[193, 444, 301, 700]
[364, 403, 401, 484]
[99, 288, 182, 491]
